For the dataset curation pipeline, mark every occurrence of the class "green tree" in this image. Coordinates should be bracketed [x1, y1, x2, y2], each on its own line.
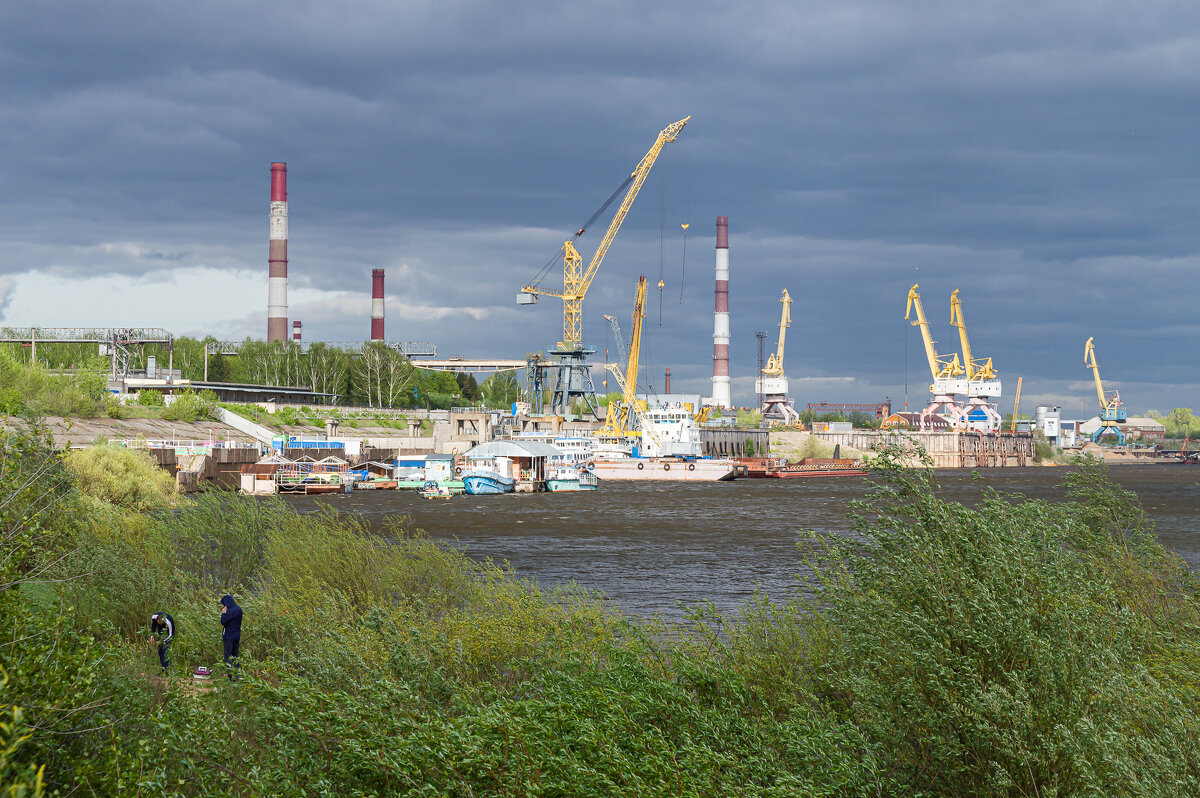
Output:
[481, 372, 521, 408]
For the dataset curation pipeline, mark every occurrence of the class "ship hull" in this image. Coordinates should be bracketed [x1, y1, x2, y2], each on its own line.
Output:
[589, 458, 737, 482]
[462, 471, 515, 495]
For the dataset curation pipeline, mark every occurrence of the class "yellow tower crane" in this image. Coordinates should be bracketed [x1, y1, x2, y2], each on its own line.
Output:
[949, 289, 996, 380]
[761, 289, 792, 377]
[904, 283, 967, 428]
[1084, 336, 1127, 443]
[905, 284, 963, 385]
[949, 288, 1002, 430]
[756, 289, 799, 423]
[518, 116, 690, 352]
[601, 276, 648, 438]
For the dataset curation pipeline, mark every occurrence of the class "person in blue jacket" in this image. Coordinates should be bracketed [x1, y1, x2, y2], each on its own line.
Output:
[149, 612, 175, 675]
[219, 594, 243, 680]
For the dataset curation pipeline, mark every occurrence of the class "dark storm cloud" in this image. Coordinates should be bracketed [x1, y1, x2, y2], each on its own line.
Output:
[1, 0, 1198, 414]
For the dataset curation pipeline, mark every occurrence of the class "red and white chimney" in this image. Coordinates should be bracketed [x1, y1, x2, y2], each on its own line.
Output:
[711, 216, 732, 408]
[371, 268, 385, 341]
[267, 163, 289, 342]
[293, 320, 302, 344]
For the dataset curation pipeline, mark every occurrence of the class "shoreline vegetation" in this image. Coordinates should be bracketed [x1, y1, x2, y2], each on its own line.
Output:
[4, 423, 1200, 795]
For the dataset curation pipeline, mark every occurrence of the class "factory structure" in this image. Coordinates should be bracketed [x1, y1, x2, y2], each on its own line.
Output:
[708, 216, 732, 409]
[267, 162, 289, 342]
[371, 268, 386, 341]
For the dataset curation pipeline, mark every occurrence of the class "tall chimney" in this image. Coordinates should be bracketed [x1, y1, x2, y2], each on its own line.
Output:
[293, 320, 302, 344]
[711, 216, 732, 408]
[665, 367, 671, 394]
[371, 268, 385, 341]
[267, 163, 289, 342]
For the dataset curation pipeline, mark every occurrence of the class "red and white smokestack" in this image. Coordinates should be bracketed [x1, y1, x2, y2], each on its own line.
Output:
[267, 163, 289, 342]
[293, 321, 302, 344]
[371, 268, 385, 341]
[712, 216, 732, 408]
[665, 367, 671, 394]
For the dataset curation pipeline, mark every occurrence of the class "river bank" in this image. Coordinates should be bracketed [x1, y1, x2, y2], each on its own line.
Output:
[6, 426, 1200, 794]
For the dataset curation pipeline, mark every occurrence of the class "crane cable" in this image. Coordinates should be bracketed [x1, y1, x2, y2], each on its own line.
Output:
[525, 173, 636, 291]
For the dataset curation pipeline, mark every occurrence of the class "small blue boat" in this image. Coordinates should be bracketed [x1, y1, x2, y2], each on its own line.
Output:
[461, 469, 515, 495]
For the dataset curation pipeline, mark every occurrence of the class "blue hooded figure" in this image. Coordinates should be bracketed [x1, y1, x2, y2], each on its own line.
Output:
[220, 594, 243, 679]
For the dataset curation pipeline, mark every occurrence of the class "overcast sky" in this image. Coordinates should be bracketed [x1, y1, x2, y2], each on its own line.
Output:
[2, 0, 1197, 416]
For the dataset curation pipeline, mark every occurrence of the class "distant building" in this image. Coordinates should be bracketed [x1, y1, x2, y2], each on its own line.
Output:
[881, 412, 951, 431]
[1079, 416, 1165, 442]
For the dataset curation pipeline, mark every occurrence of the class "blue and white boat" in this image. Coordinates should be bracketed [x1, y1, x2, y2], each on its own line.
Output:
[462, 467, 516, 495]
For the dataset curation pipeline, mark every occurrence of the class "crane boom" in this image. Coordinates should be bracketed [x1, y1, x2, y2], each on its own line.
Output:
[603, 314, 627, 366]
[761, 289, 792, 376]
[905, 283, 962, 382]
[949, 289, 996, 381]
[1084, 337, 1116, 410]
[599, 277, 647, 438]
[1010, 376, 1023, 432]
[519, 116, 690, 351]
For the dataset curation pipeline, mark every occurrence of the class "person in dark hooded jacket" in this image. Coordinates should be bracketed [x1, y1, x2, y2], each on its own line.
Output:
[219, 594, 243, 679]
[150, 612, 175, 674]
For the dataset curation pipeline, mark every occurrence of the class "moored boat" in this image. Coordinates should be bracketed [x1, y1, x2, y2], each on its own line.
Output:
[418, 480, 453, 499]
[589, 457, 737, 481]
[738, 457, 868, 478]
[545, 464, 599, 492]
[462, 465, 516, 495]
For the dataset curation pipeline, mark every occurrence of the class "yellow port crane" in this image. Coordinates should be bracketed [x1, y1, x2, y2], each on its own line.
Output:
[948, 288, 1002, 430]
[602, 277, 665, 451]
[905, 283, 963, 385]
[949, 289, 996, 380]
[1084, 336, 1127, 443]
[1010, 376, 1023, 432]
[601, 277, 647, 438]
[519, 116, 690, 352]
[761, 289, 792, 377]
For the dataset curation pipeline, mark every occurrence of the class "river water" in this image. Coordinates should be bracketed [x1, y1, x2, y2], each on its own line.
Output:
[281, 465, 1200, 620]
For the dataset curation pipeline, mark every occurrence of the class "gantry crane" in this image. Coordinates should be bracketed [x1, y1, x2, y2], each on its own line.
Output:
[756, 289, 799, 424]
[905, 283, 967, 429]
[1084, 337, 1127, 443]
[518, 116, 690, 416]
[949, 289, 1002, 431]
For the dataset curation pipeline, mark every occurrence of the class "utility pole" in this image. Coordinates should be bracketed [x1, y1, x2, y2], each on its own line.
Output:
[755, 330, 767, 413]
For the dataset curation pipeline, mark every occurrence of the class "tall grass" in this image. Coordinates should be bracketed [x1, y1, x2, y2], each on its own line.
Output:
[5, 436, 1200, 795]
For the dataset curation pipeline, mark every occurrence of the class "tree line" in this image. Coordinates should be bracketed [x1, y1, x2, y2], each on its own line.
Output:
[0, 338, 524, 410]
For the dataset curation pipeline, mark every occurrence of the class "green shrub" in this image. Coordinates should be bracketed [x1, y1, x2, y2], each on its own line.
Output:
[136, 389, 164, 407]
[63, 445, 178, 510]
[0, 350, 108, 418]
[161, 390, 217, 422]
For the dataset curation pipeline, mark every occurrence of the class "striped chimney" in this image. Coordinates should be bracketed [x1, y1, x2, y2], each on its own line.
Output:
[293, 320, 302, 344]
[371, 268, 385, 341]
[267, 163, 289, 342]
[711, 216, 732, 408]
